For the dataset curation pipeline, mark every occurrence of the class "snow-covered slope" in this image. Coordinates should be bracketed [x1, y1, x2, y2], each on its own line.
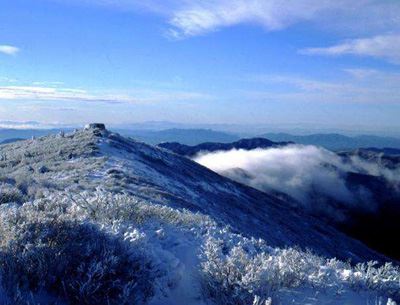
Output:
[0, 124, 381, 261]
[0, 125, 398, 304]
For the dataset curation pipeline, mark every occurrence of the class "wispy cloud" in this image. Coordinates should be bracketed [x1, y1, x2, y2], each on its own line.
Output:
[0, 86, 99, 102]
[162, 0, 400, 39]
[245, 70, 400, 104]
[300, 34, 400, 64]
[0, 85, 211, 104]
[31, 81, 65, 86]
[53, 1, 400, 38]
[0, 77, 18, 83]
[342, 68, 380, 79]
[0, 45, 19, 56]
[167, 0, 347, 38]
[0, 120, 75, 129]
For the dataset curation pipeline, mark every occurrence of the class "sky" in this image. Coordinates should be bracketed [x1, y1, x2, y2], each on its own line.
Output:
[1, 0, 400, 132]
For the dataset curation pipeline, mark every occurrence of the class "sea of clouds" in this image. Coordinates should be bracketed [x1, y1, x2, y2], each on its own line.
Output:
[194, 145, 400, 222]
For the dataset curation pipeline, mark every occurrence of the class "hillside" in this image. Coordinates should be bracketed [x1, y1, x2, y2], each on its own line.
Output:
[169, 138, 400, 260]
[0, 124, 398, 304]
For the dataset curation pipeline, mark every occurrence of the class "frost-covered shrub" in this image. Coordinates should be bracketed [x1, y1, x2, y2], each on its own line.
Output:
[67, 190, 213, 229]
[0, 203, 154, 304]
[0, 184, 24, 204]
[201, 237, 271, 305]
[0, 190, 398, 305]
[200, 238, 309, 305]
[350, 261, 400, 299]
[200, 237, 400, 305]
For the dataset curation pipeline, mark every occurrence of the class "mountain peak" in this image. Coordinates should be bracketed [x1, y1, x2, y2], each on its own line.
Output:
[84, 122, 106, 131]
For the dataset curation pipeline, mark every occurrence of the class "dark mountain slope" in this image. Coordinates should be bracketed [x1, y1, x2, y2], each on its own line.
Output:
[159, 137, 400, 260]
[158, 137, 292, 156]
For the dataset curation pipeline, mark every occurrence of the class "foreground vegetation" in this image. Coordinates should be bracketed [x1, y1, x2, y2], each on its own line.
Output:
[0, 191, 398, 304]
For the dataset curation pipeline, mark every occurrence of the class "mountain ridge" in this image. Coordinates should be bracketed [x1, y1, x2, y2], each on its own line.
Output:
[158, 137, 293, 156]
[0, 126, 385, 262]
[1, 125, 399, 304]
[261, 132, 400, 150]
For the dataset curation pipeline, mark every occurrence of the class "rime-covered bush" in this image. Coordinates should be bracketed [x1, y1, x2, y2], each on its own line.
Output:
[0, 201, 155, 305]
[200, 237, 400, 305]
[200, 238, 320, 305]
[0, 184, 25, 205]
[0, 190, 208, 305]
[350, 261, 400, 297]
[0, 130, 106, 203]
[66, 190, 213, 229]
[0, 190, 399, 305]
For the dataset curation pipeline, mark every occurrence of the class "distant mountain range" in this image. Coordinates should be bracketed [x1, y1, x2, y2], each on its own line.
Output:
[0, 127, 240, 146]
[261, 133, 400, 150]
[0, 128, 71, 143]
[0, 138, 24, 145]
[115, 128, 240, 145]
[2, 126, 400, 150]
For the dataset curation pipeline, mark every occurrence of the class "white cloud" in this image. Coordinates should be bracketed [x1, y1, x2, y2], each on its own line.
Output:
[31, 81, 65, 86]
[342, 68, 380, 79]
[194, 146, 400, 221]
[194, 146, 354, 206]
[0, 86, 97, 102]
[0, 120, 45, 129]
[0, 77, 18, 83]
[0, 85, 210, 104]
[167, 0, 347, 38]
[245, 71, 400, 104]
[300, 34, 400, 64]
[53, 0, 400, 38]
[163, 0, 400, 38]
[0, 45, 19, 56]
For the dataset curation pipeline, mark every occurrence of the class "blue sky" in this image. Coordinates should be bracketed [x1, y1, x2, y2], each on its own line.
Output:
[1, 0, 400, 131]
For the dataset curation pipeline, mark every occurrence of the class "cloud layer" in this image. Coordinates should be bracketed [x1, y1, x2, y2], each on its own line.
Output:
[300, 34, 400, 64]
[195, 145, 352, 204]
[0, 85, 210, 104]
[54, 0, 400, 37]
[245, 69, 400, 104]
[167, 0, 374, 38]
[54, 1, 400, 64]
[194, 145, 400, 221]
[0, 45, 19, 56]
[164, 1, 400, 64]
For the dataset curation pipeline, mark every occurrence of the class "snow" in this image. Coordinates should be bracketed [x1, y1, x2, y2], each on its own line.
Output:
[0, 127, 399, 304]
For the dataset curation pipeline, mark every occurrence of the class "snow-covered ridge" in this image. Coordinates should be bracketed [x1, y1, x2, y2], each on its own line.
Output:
[0, 125, 398, 304]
